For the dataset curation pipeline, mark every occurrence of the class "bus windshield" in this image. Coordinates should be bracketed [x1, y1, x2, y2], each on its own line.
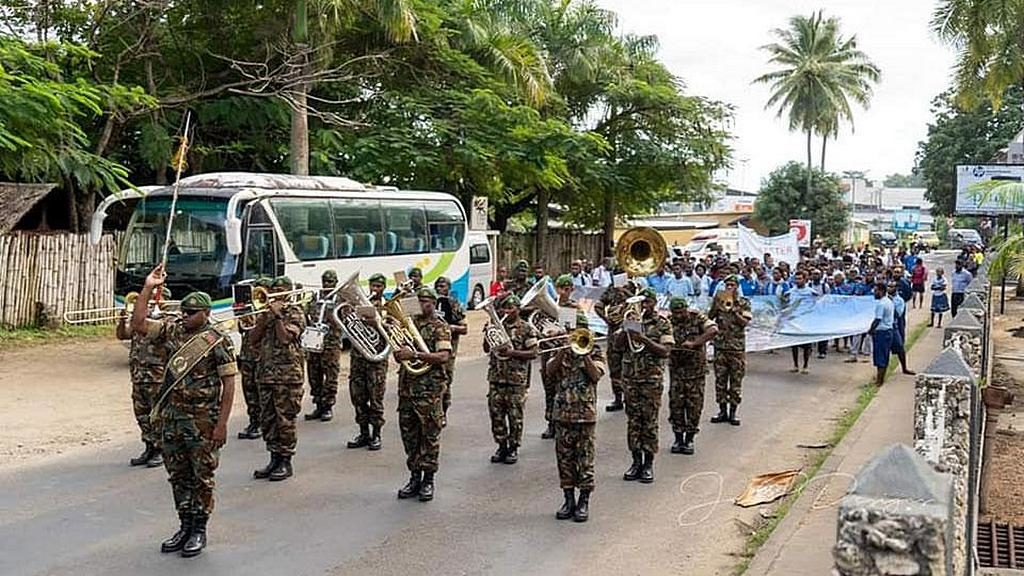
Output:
[120, 196, 235, 281]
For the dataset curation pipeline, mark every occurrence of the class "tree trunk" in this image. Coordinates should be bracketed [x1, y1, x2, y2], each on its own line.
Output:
[603, 190, 616, 258]
[806, 129, 813, 197]
[536, 187, 549, 266]
[65, 176, 78, 232]
[820, 135, 827, 172]
[289, 0, 310, 176]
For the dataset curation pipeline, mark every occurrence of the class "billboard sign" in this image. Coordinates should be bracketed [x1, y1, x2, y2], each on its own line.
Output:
[892, 207, 921, 232]
[955, 165, 1024, 215]
[788, 219, 811, 247]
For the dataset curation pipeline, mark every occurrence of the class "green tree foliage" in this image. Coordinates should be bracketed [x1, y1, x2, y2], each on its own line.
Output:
[754, 162, 848, 244]
[913, 86, 1023, 216]
[882, 172, 925, 188]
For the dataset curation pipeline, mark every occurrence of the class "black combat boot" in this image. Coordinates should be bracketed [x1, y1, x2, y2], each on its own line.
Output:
[541, 422, 555, 439]
[347, 424, 370, 448]
[670, 432, 686, 454]
[253, 453, 280, 479]
[160, 513, 192, 553]
[504, 445, 519, 465]
[681, 431, 696, 456]
[490, 441, 508, 463]
[397, 471, 421, 499]
[237, 420, 261, 440]
[418, 472, 435, 502]
[639, 451, 655, 484]
[367, 424, 382, 451]
[130, 443, 156, 466]
[556, 489, 576, 520]
[320, 407, 333, 422]
[268, 455, 293, 481]
[710, 403, 729, 423]
[573, 490, 590, 523]
[623, 450, 643, 481]
[728, 404, 741, 426]
[180, 514, 207, 557]
[304, 405, 324, 421]
[605, 391, 624, 412]
[146, 447, 164, 468]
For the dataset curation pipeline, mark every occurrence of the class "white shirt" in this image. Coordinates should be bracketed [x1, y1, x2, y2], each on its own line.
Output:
[571, 272, 591, 288]
[591, 266, 612, 288]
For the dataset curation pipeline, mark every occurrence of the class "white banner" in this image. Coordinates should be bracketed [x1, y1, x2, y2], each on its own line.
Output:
[738, 223, 800, 267]
[789, 219, 811, 247]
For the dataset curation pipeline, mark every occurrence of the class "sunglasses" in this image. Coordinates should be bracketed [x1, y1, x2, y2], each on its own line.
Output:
[182, 308, 205, 316]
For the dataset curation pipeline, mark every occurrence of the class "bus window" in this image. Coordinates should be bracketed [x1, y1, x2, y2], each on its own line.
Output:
[425, 200, 465, 252]
[383, 204, 427, 255]
[331, 198, 383, 257]
[270, 199, 334, 261]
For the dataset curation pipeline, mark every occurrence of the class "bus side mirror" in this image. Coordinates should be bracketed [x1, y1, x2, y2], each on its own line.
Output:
[227, 217, 243, 255]
[89, 206, 108, 246]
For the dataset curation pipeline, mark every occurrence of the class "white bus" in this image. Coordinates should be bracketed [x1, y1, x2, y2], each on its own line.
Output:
[92, 172, 471, 314]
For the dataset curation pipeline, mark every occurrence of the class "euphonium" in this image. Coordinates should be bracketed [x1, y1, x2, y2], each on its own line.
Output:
[520, 277, 562, 335]
[477, 296, 513, 355]
[379, 286, 432, 375]
[331, 272, 390, 361]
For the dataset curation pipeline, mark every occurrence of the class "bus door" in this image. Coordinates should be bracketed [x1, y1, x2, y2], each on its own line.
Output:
[241, 201, 282, 281]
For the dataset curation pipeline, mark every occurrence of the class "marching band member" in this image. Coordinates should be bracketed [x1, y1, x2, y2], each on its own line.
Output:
[304, 270, 342, 422]
[708, 275, 752, 427]
[132, 265, 236, 558]
[346, 273, 389, 451]
[507, 260, 532, 298]
[545, 312, 605, 523]
[237, 278, 270, 440]
[595, 279, 632, 412]
[484, 294, 539, 465]
[407, 267, 424, 291]
[395, 287, 452, 502]
[668, 297, 718, 455]
[540, 274, 578, 440]
[619, 287, 673, 484]
[434, 276, 467, 416]
[251, 277, 307, 482]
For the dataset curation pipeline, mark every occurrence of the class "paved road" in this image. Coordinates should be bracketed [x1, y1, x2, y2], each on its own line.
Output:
[0, 253, 953, 576]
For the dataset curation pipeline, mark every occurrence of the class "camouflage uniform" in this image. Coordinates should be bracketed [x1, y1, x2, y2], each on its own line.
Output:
[237, 329, 261, 427]
[540, 297, 577, 426]
[597, 286, 630, 398]
[551, 345, 607, 490]
[144, 318, 237, 519]
[256, 304, 307, 456]
[622, 312, 674, 453]
[349, 293, 389, 429]
[708, 297, 751, 405]
[440, 295, 466, 413]
[508, 277, 532, 299]
[305, 297, 342, 410]
[487, 317, 539, 448]
[669, 310, 716, 435]
[129, 331, 168, 446]
[398, 314, 452, 473]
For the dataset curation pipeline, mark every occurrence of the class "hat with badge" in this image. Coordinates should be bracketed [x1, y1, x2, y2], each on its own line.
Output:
[408, 267, 423, 278]
[554, 274, 573, 288]
[724, 274, 741, 284]
[500, 294, 521, 307]
[181, 291, 212, 312]
[368, 273, 387, 285]
[416, 287, 438, 301]
[321, 269, 338, 284]
[255, 277, 272, 288]
[515, 259, 529, 272]
[669, 296, 689, 310]
[271, 276, 293, 289]
[434, 276, 450, 287]
[640, 287, 657, 300]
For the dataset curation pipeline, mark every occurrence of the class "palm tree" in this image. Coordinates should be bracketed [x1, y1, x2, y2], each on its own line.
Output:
[753, 11, 880, 194]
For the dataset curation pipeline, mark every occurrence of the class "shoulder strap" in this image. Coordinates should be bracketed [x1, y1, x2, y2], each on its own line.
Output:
[150, 326, 227, 419]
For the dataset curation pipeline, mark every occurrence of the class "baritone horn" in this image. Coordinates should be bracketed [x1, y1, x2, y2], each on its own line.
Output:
[477, 296, 513, 357]
[331, 272, 390, 361]
[379, 284, 432, 375]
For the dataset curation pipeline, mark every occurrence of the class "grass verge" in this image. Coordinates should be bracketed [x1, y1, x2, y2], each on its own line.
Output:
[0, 324, 113, 351]
[733, 320, 930, 575]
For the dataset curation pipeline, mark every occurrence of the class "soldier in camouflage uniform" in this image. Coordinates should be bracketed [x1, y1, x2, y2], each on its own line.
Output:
[708, 275, 751, 427]
[596, 280, 631, 412]
[668, 297, 718, 455]
[618, 287, 673, 484]
[251, 276, 307, 482]
[131, 265, 236, 558]
[407, 266, 424, 291]
[237, 278, 270, 440]
[539, 274, 578, 440]
[545, 312, 606, 523]
[346, 273, 389, 451]
[118, 287, 172, 467]
[507, 259, 532, 299]
[395, 287, 452, 502]
[484, 294, 539, 464]
[435, 276, 467, 416]
[304, 270, 342, 422]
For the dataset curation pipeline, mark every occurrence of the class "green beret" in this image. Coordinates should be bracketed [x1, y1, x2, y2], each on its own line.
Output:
[368, 273, 387, 285]
[156, 287, 172, 300]
[181, 291, 212, 312]
[576, 311, 589, 329]
[416, 287, 438, 300]
[724, 274, 741, 284]
[434, 276, 450, 287]
[321, 269, 338, 284]
[500, 294, 521, 307]
[669, 297, 689, 310]
[408, 267, 423, 278]
[555, 274, 573, 288]
[515, 259, 529, 272]
[271, 276, 293, 289]
[255, 277, 272, 288]
[640, 287, 657, 300]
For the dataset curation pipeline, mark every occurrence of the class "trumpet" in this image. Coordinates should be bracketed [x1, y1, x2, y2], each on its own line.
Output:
[537, 327, 595, 356]
[63, 292, 181, 324]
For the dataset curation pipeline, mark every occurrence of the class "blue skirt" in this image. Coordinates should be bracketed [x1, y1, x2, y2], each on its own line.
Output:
[872, 330, 893, 368]
[931, 293, 949, 313]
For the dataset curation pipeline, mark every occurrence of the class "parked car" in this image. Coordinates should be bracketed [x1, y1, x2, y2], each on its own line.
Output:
[912, 231, 940, 251]
[948, 228, 984, 250]
[466, 231, 495, 309]
[869, 230, 897, 248]
[682, 228, 739, 260]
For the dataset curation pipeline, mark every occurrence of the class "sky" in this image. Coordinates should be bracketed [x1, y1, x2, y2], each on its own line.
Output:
[596, 0, 957, 192]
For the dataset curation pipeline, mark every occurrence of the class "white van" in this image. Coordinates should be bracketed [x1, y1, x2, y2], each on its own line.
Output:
[682, 228, 739, 260]
[466, 231, 496, 309]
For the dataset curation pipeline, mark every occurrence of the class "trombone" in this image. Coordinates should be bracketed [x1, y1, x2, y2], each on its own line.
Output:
[536, 327, 596, 356]
[63, 291, 181, 324]
[251, 286, 316, 310]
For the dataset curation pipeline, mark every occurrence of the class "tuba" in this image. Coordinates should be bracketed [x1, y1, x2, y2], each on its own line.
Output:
[331, 272, 391, 361]
[477, 296, 513, 356]
[520, 277, 562, 335]
[379, 285, 432, 375]
[616, 227, 668, 277]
